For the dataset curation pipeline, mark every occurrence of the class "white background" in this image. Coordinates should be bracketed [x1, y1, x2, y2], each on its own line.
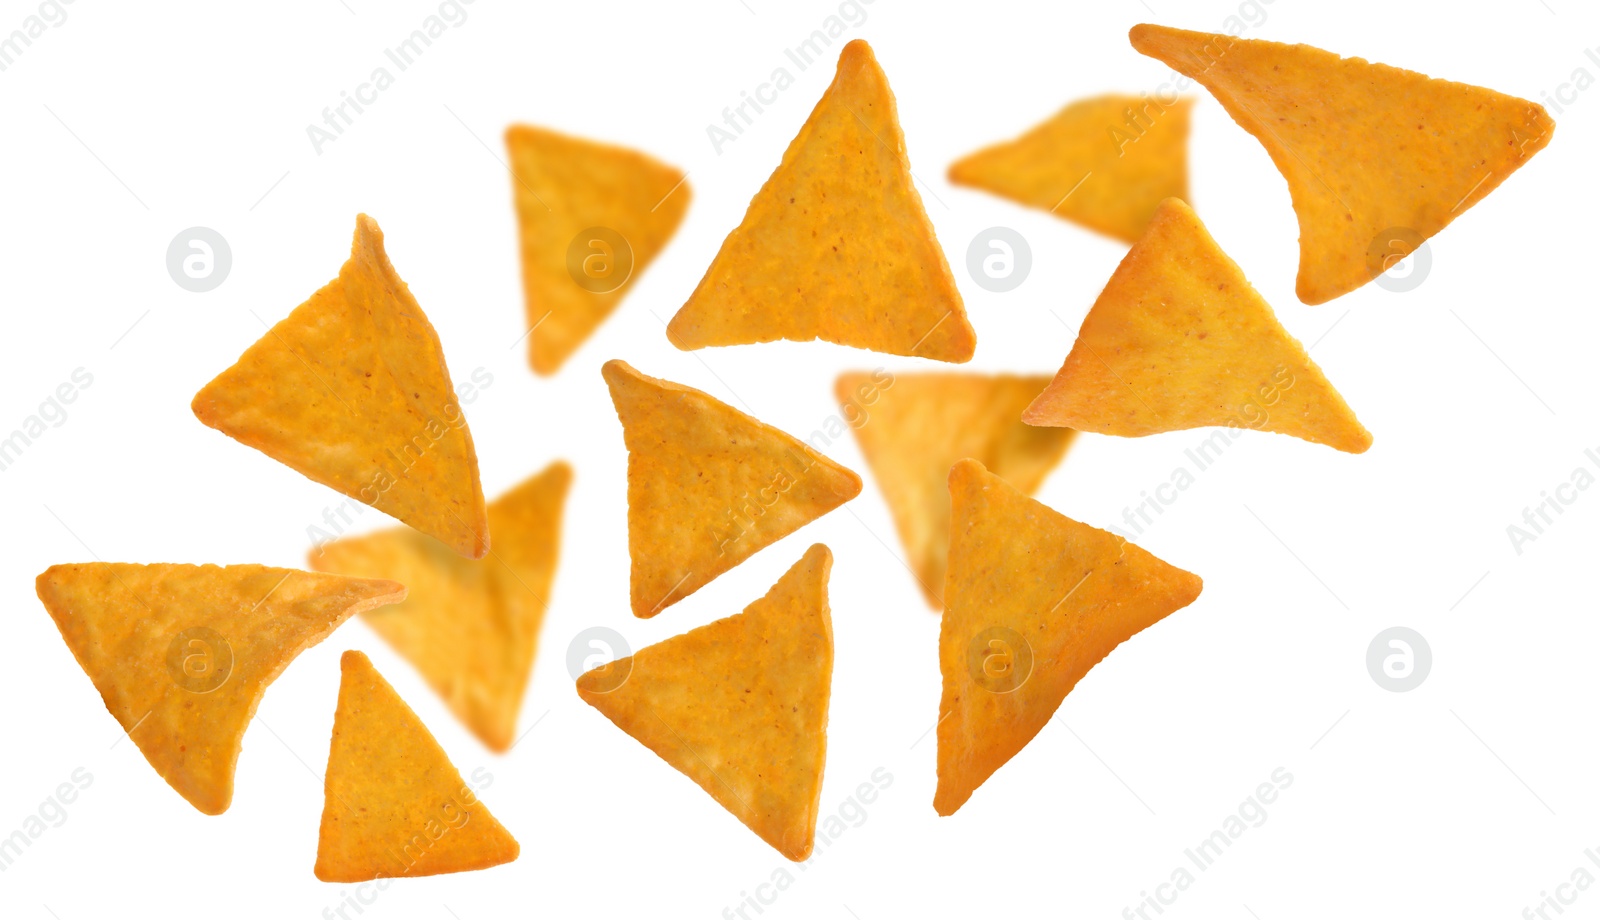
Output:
[1, 0, 1596, 917]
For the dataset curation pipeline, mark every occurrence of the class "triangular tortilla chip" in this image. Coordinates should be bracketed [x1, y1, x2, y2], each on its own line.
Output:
[667, 39, 975, 362]
[838, 372, 1076, 608]
[1130, 24, 1555, 304]
[192, 214, 489, 558]
[35, 563, 405, 815]
[1023, 198, 1372, 453]
[316, 651, 519, 881]
[505, 126, 691, 375]
[310, 461, 572, 752]
[577, 545, 833, 860]
[949, 94, 1193, 243]
[935, 460, 1202, 816]
[603, 360, 861, 617]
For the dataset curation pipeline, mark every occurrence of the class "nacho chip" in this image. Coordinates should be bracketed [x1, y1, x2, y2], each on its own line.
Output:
[1023, 198, 1371, 453]
[667, 39, 975, 362]
[35, 563, 405, 815]
[949, 94, 1193, 243]
[316, 651, 519, 881]
[603, 360, 860, 618]
[1129, 24, 1555, 304]
[505, 126, 691, 375]
[838, 372, 1075, 607]
[192, 214, 489, 558]
[310, 461, 571, 752]
[935, 460, 1201, 816]
[577, 545, 833, 860]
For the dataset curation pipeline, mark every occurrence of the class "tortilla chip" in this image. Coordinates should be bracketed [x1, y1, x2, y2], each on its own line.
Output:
[603, 359, 860, 618]
[667, 39, 975, 362]
[505, 126, 691, 375]
[310, 461, 572, 752]
[316, 651, 519, 881]
[935, 460, 1201, 816]
[1129, 24, 1555, 304]
[1023, 198, 1371, 453]
[577, 545, 832, 860]
[838, 372, 1075, 608]
[35, 563, 405, 815]
[949, 94, 1192, 243]
[192, 215, 487, 558]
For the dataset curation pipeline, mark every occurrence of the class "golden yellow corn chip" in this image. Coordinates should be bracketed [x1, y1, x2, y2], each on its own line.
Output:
[1023, 198, 1371, 453]
[505, 125, 691, 375]
[310, 461, 572, 752]
[949, 94, 1192, 243]
[1130, 24, 1555, 304]
[603, 360, 860, 618]
[837, 372, 1075, 608]
[667, 39, 975, 362]
[35, 563, 405, 815]
[316, 651, 519, 881]
[577, 545, 833, 860]
[192, 215, 488, 558]
[935, 460, 1201, 816]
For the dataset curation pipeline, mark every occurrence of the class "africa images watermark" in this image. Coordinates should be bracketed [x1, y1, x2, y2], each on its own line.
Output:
[386, 768, 494, 874]
[566, 626, 632, 693]
[1112, 0, 1277, 156]
[1522, 846, 1600, 920]
[318, 766, 495, 920]
[711, 448, 832, 559]
[0, 0, 78, 75]
[708, 368, 894, 558]
[306, 367, 494, 553]
[305, 0, 480, 155]
[0, 367, 94, 474]
[0, 767, 94, 873]
[1535, 45, 1600, 117]
[165, 626, 234, 693]
[719, 766, 894, 920]
[1121, 767, 1294, 919]
[1108, 365, 1295, 540]
[1504, 444, 1600, 556]
[704, 0, 877, 155]
[805, 368, 893, 455]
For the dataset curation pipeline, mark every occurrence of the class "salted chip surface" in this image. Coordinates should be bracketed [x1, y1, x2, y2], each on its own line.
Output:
[311, 461, 572, 752]
[603, 359, 860, 618]
[316, 651, 520, 882]
[192, 214, 488, 558]
[1130, 23, 1555, 304]
[35, 563, 405, 815]
[506, 126, 691, 375]
[935, 460, 1202, 816]
[1024, 198, 1371, 453]
[577, 545, 833, 860]
[667, 39, 975, 362]
[949, 93, 1192, 243]
[838, 372, 1075, 608]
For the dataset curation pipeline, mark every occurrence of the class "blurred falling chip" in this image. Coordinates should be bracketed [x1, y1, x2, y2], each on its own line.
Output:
[310, 460, 572, 752]
[949, 93, 1193, 244]
[836, 370, 1075, 608]
[505, 124, 691, 375]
